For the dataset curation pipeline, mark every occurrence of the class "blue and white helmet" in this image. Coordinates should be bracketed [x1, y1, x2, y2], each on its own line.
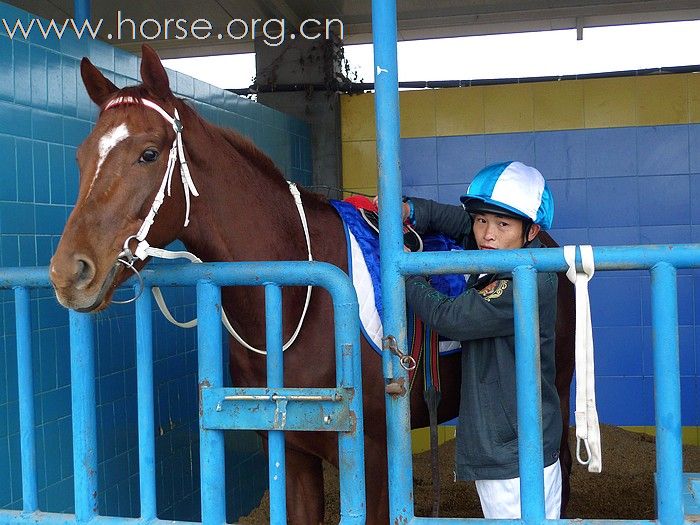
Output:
[460, 161, 554, 230]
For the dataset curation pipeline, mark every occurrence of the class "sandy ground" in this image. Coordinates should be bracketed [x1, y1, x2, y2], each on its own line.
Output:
[240, 424, 700, 522]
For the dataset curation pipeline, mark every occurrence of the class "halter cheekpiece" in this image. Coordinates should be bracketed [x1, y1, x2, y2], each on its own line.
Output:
[103, 96, 313, 354]
[104, 96, 199, 262]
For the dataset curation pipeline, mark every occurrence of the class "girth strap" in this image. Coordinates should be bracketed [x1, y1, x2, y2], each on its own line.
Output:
[408, 312, 443, 517]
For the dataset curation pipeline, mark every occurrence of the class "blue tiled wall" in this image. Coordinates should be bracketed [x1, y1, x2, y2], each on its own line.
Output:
[401, 125, 700, 427]
[0, 0, 310, 519]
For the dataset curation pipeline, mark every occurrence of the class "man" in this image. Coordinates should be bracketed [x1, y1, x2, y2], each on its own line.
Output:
[403, 161, 562, 519]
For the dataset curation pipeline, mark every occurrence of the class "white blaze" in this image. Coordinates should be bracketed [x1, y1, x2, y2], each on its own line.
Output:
[87, 123, 130, 198]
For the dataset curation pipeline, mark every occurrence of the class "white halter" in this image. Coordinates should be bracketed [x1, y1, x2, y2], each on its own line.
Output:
[105, 96, 313, 355]
[104, 96, 199, 260]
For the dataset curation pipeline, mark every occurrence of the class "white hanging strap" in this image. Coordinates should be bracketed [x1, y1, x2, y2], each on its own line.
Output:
[279, 181, 314, 348]
[173, 108, 199, 227]
[152, 287, 197, 329]
[564, 245, 602, 473]
[288, 181, 313, 263]
[147, 182, 313, 356]
[135, 241, 203, 263]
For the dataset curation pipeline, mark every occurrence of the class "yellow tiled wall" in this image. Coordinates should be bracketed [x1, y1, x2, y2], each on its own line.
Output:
[341, 72, 700, 193]
[340, 72, 700, 453]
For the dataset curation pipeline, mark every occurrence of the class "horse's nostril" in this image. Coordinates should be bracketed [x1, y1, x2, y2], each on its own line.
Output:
[73, 254, 96, 290]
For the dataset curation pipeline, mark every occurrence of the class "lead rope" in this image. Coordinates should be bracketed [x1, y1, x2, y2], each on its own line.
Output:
[564, 245, 602, 473]
[107, 96, 313, 355]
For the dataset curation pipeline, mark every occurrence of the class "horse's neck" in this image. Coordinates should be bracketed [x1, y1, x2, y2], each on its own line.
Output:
[185, 183, 300, 262]
[179, 117, 309, 264]
[171, 116, 319, 346]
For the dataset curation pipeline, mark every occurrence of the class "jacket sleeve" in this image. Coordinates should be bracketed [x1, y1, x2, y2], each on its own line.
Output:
[410, 197, 471, 244]
[405, 272, 557, 342]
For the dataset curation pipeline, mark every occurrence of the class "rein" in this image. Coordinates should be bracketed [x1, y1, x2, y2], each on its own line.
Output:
[104, 96, 313, 355]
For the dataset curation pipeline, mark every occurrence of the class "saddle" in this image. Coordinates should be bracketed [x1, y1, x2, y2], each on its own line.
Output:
[343, 195, 423, 252]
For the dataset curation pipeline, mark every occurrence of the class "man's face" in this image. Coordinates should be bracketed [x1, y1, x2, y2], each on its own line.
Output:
[472, 212, 540, 250]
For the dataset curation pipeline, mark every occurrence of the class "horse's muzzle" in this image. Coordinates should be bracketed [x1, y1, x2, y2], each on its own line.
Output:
[50, 254, 122, 312]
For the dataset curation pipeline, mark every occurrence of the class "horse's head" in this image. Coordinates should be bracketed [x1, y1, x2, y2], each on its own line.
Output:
[50, 45, 194, 311]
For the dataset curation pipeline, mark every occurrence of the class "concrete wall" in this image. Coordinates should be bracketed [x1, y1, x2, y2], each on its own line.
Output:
[255, 34, 342, 190]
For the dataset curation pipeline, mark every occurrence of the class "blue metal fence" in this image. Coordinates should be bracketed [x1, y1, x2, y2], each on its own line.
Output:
[385, 245, 700, 524]
[371, 1, 700, 525]
[0, 262, 366, 525]
[2, 0, 700, 521]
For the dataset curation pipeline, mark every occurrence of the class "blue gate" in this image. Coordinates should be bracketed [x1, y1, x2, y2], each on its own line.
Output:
[381, 245, 700, 524]
[370, 2, 700, 524]
[0, 262, 366, 525]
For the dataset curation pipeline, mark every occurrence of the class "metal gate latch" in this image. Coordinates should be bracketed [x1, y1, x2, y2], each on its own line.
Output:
[213, 391, 346, 431]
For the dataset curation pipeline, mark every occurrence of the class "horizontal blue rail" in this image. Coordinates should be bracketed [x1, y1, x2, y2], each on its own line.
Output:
[397, 243, 700, 274]
[201, 387, 355, 431]
[3, 243, 698, 290]
[0, 512, 199, 525]
[0, 508, 676, 525]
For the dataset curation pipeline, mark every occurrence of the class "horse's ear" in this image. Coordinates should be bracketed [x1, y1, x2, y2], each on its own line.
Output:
[140, 44, 172, 99]
[80, 57, 118, 106]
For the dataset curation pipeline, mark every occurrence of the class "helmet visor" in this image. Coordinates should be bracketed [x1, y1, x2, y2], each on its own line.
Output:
[462, 197, 529, 222]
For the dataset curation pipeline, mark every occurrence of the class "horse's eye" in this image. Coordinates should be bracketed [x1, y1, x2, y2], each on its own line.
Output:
[139, 149, 159, 163]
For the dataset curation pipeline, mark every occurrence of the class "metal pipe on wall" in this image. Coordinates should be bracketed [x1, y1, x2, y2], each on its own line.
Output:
[73, 0, 90, 24]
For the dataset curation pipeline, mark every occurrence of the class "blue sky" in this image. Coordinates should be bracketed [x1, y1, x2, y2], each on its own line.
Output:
[163, 20, 700, 89]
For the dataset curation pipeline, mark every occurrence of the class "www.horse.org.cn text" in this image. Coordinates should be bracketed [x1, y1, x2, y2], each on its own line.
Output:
[2, 11, 345, 47]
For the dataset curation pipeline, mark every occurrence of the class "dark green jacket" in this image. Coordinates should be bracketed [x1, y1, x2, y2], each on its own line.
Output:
[406, 198, 562, 480]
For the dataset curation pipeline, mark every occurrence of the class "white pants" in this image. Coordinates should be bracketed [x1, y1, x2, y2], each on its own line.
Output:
[475, 460, 561, 519]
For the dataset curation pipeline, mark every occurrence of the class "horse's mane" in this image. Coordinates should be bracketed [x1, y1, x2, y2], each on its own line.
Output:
[216, 124, 286, 183]
[179, 96, 331, 209]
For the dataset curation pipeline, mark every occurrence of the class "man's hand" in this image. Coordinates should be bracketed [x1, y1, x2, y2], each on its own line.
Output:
[372, 195, 411, 222]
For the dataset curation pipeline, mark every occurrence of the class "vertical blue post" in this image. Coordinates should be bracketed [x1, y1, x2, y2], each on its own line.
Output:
[371, 0, 414, 521]
[69, 310, 98, 521]
[73, 0, 90, 24]
[512, 266, 545, 523]
[197, 281, 226, 525]
[135, 288, 157, 521]
[371, 0, 404, 274]
[333, 290, 366, 523]
[265, 284, 287, 525]
[14, 287, 38, 513]
[650, 263, 684, 525]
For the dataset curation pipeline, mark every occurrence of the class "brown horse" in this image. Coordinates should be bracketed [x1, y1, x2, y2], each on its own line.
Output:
[49, 44, 574, 523]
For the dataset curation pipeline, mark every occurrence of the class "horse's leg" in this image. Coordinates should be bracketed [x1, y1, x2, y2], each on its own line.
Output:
[362, 434, 390, 525]
[559, 422, 573, 516]
[283, 443, 325, 525]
